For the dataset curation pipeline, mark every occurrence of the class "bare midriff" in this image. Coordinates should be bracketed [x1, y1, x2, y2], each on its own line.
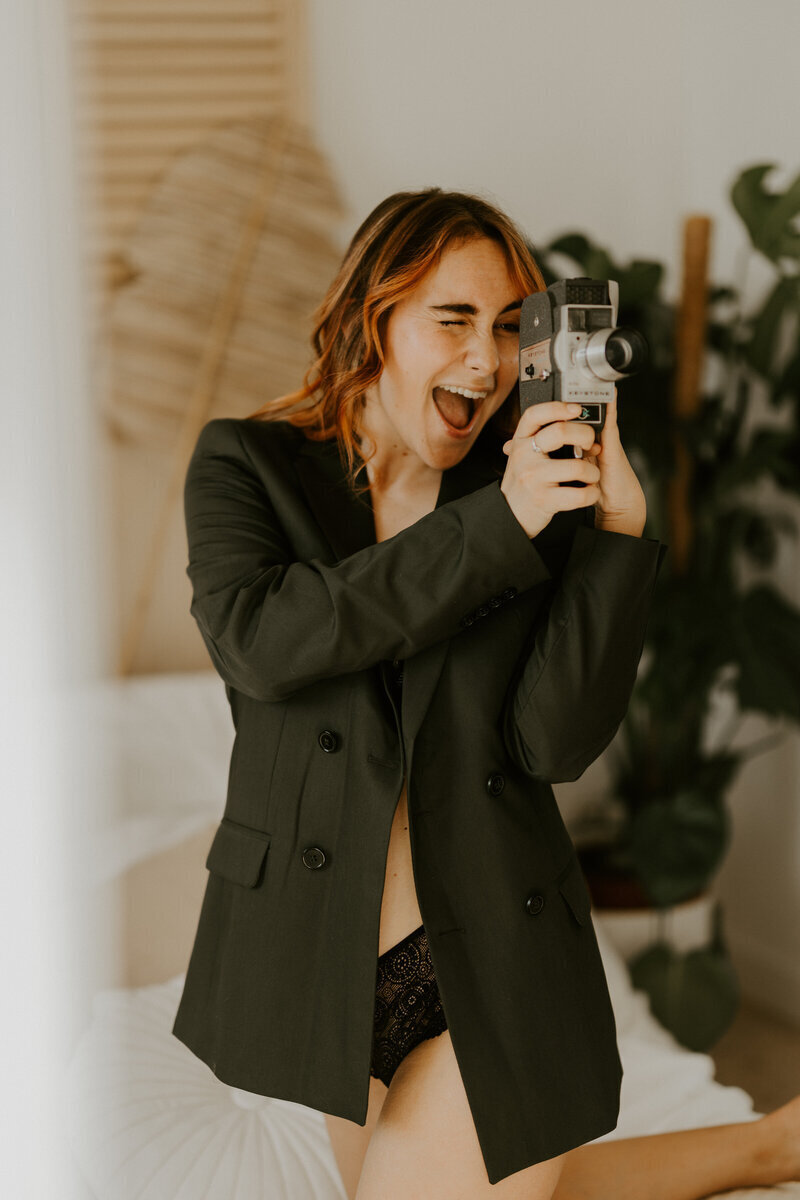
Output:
[370, 469, 441, 958]
[378, 776, 421, 956]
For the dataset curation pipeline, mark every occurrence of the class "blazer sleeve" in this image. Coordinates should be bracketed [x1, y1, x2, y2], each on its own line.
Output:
[502, 523, 667, 784]
[184, 418, 554, 702]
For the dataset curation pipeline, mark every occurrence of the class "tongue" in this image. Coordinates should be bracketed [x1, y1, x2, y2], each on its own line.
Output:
[433, 387, 472, 429]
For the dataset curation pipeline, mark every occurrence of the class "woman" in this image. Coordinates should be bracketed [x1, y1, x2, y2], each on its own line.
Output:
[172, 190, 800, 1199]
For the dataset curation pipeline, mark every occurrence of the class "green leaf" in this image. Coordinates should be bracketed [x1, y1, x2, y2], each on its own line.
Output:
[706, 318, 737, 356]
[712, 428, 800, 495]
[616, 260, 664, 306]
[541, 235, 664, 306]
[545, 233, 615, 280]
[731, 164, 800, 264]
[692, 754, 741, 796]
[743, 276, 800, 377]
[709, 285, 739, 305]
[741, 510, 797, 566]
[629, 939, 740, 1051]
[731, 164, 775, 246]
[628, 792, 729, 906]
[734, 585, 800, 719]
[775, 346, 800, 402]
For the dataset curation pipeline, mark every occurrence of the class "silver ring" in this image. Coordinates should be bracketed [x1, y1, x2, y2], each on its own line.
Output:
[530, 436, 543, 454]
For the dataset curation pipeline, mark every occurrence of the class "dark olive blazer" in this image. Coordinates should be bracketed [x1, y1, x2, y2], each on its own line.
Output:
[171, 414, 666, 1185]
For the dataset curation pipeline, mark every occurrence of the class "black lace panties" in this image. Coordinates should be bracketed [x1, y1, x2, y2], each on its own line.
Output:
[370, 923, 448, 1087]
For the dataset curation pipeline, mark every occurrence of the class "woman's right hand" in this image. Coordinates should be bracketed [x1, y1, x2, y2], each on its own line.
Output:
[500, 401, 602, 539]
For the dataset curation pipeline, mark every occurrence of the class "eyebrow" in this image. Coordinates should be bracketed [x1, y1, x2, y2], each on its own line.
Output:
[428, 300, 523, 316]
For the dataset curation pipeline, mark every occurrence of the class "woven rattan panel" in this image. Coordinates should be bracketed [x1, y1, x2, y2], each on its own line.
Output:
[71, 0, 309, 313]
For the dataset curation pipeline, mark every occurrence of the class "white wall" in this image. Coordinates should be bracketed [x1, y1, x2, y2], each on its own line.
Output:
[308, 0, 800, 1025]
[310, 0, 799, 299]
[1, 0, 115, 1191]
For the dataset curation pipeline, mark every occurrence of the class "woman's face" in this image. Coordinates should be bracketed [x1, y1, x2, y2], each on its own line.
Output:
[361, 236, 523, 473]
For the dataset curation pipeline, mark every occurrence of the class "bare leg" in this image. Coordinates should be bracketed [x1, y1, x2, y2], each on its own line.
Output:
[552, 1094, 800, 1200]
[355, 1029, 565, 1199]
[327, 1077, 800, 1200]
[325, 1075, 389, 1200]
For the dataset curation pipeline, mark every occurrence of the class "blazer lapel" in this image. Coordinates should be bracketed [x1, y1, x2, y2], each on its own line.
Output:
[293, 424, 506, 742]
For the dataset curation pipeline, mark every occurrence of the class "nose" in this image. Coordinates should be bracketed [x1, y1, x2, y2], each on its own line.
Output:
[463, 324, 501, 376]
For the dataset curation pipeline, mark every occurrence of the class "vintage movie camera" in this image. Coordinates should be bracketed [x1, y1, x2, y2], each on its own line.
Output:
[518, 278, 648, 478]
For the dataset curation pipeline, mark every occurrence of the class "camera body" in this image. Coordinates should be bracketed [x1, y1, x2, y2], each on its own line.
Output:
[518, 278, 647, 446]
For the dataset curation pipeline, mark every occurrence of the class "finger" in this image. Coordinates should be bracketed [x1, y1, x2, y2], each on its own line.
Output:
[546, 458, 601, 485]
[562, 422, 598, 452]
[528, 457, 601, 487]
[515, 401, 585, 437]
[529, 419, 598, 456]
[547, 482, 602, 511]
[601, 392, 619, 440]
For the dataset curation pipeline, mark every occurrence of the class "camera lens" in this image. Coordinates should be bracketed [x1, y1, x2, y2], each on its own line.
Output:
[605, 328, 648, 375]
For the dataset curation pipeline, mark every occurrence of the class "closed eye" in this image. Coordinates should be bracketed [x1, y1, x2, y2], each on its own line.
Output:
[438, 320, 519, 332]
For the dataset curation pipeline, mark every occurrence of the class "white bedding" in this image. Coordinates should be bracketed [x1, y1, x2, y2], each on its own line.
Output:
[64, 920, 800, 1200]
[87, 671, 234, 884]
[71, 670, 798, 1198]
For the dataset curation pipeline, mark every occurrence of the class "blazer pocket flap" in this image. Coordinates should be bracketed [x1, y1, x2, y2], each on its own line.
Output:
[556, 856, 592, 927]
[206, 819, 271, 887]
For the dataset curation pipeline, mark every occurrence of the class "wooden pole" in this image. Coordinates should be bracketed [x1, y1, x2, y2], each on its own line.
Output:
[668, 215, 713, 575]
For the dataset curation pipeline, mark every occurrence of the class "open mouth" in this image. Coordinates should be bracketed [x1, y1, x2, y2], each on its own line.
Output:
[432, 385, 487, 434]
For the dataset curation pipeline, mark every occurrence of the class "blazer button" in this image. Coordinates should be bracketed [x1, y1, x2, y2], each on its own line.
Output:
[318, 730, 339, 753]
[501, 586, 518, 601]
[486, 772, 505, 797]
[475, 604, 490, 618]
[525, 893, 545, 916]
[488, 596, 502, 608]
[302, 846, 327, 869]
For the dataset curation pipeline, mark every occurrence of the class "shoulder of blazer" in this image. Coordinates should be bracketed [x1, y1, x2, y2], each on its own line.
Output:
[191, 416, 338, 491]
[196, 415, 308, 460]
[188, 417, 374, 561]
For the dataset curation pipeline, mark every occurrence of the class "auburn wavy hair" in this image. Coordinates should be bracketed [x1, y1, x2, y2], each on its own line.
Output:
[245, 188, 546, 496]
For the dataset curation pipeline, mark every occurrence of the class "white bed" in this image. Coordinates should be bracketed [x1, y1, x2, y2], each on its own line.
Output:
[64, 670, 800, 1199]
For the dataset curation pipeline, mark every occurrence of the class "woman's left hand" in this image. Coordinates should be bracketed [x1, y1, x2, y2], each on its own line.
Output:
[584, 388, 647, 537]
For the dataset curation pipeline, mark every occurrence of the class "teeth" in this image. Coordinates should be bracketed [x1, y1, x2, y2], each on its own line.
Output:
[438, 385, 489, 400]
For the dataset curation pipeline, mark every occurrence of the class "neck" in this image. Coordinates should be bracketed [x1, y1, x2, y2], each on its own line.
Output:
[357, 407, 440, 498]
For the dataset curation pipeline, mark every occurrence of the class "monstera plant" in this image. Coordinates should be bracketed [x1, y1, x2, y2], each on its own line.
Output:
[533, 163, 800, 1050]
